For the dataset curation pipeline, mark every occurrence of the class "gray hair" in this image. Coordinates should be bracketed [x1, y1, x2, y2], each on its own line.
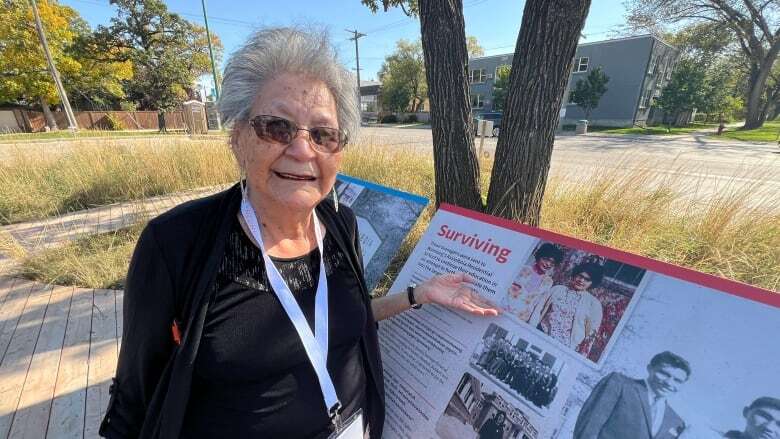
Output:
[219, 27, 360, 141]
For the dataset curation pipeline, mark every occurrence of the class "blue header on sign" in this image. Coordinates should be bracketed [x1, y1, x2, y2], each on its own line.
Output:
[337, 173, 429, 206]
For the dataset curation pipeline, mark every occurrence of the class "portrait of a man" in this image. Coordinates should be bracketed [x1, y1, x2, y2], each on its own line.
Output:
[722, 397, 780, 439]
[573, 351, 691, 439]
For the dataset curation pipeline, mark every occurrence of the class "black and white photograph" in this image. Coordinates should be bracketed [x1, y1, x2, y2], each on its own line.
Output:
[556, 273, 780, 439]
[502, 240, 648, 363]
[332, 175, 428, 291]
[470, 323, 566, 415]
[435, 372, 540, 439]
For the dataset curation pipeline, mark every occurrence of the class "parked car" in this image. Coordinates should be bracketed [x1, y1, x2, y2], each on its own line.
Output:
[473, 112, 502, 137]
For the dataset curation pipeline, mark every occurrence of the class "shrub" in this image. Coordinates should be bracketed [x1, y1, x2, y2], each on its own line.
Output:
[404, 114, 418, 123]
[103, 113, 125, 131]
[380, 114, 398, 124]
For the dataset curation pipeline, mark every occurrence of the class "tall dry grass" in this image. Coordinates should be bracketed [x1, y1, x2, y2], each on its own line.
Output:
[0, 137, 237, 224]
[1, 141, 777, 291]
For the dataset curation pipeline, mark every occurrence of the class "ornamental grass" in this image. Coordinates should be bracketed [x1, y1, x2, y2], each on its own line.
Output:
[0, 139, 776, 292]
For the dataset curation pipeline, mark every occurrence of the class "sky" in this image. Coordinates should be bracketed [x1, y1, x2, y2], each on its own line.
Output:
[58, 0, 630, 93]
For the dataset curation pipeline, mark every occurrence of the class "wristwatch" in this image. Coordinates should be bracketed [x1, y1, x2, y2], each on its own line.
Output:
[407, 282, 422, 309]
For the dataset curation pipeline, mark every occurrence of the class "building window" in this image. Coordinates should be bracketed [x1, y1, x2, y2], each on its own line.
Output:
[471, 94, 484, 108]
[470, 68, 487, 84]
[573, 57, 588, 73]
[647, 55, 657, 74]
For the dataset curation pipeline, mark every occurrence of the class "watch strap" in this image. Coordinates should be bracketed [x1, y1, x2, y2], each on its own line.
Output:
[407, 284, 422, 309]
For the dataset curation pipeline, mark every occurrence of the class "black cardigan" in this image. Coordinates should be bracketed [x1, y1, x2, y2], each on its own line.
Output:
[99, 183, 386, 439]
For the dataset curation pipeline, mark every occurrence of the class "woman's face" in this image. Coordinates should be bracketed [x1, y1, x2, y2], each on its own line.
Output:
[234, 73, 342, 212]
[570, 271, 593, 291]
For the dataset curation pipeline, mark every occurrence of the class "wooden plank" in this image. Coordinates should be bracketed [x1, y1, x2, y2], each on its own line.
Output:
[46, 287, 93, 439]
[83, 289, 119, 439]
[0, 279, 36, 365]
[8, 285, 73, 439]
[0, 283, 53, 439]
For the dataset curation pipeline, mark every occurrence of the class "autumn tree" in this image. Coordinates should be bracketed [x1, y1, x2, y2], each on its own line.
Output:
[378, 39, 427, 112]
[0, 0, 131, 129]
[91, 0, 222, 130]
[467, 35, 484, 57]
[625, 0, 780, 129]
[363, 0, 591, 224]
[569, 66, 609, 120]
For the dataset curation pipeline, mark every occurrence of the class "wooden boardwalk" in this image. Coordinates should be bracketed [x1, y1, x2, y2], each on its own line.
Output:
[0, 276, 123, 439]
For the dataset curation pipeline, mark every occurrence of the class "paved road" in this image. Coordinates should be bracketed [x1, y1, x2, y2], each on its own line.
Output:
[355, 126, 780, 208]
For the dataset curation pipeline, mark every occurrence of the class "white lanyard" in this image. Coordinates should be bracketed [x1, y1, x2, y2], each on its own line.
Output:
[239, 196, 342, 425]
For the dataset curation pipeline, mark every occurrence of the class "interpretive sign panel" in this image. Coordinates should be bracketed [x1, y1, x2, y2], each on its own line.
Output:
[380, 203, 780, 439]
[333, 174, 428, 293]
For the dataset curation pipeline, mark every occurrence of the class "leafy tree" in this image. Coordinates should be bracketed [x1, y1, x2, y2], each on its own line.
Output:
[467, 35, 484, 57]
[378, 39, 426, 112]
[0, 0, 131, 128]
[664, 21, 746, 122]
[91, 0, 222, 130]
[492, 64, 511, 111]
[361, 0, 418, 15]
[364, 0, 591, 224]
[625, 0, 780, 129]
[654, 58, 707, 129]
[702, 56, 745, 123]
[569, 66, 609, 120]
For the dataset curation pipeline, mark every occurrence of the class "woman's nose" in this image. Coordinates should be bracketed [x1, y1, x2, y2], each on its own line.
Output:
[285, 131, 318, 159]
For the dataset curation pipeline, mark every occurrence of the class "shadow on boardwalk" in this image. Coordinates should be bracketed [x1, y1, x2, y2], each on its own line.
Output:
[0, 276, 123, 439]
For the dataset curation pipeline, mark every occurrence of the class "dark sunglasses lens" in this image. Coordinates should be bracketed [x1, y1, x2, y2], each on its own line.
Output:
[310, 127, 341, 151]
[253, 117, 293, 143]
[264, 118, 295, 143]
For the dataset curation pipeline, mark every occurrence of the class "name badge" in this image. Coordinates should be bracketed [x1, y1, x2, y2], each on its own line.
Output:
[328, 410, 364, 439]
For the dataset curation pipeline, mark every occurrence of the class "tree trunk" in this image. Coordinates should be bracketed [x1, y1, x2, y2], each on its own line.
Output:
[39, 96, 59, 131]
[419, 0, 483, 211]
[485, 0, 591, 225]
[158, 111, 167, 133]
[744, 43, 780, 129]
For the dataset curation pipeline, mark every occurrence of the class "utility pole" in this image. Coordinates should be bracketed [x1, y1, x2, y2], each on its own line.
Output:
[201, 0, 222, 130]
[30, 0, 78, 131]
[346, 29, 366, 120]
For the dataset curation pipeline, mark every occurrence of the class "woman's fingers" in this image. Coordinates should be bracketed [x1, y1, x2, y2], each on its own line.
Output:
[454, 288, 500, 316]
[472, 294, 500, 310]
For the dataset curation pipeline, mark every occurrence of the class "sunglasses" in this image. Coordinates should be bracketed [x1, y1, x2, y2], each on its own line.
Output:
[248, 115, 347, 153]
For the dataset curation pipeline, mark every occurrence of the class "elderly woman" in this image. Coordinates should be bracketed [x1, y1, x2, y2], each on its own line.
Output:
[99, 28, 497, 439]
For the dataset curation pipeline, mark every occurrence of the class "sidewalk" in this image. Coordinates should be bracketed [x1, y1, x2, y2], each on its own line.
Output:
[0, 185, 228, 254]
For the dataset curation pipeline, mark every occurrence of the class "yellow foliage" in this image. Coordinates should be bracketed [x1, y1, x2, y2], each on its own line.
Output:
[0, 0, 132, 104]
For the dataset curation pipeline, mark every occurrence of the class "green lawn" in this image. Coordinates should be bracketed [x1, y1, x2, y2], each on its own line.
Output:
[715, 120, 780, 142]
[0, 129, 224, 142]
[588, 123, 717, 135]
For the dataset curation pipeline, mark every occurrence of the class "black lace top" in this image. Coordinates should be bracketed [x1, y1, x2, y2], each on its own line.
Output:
[180, 216, 368, 438]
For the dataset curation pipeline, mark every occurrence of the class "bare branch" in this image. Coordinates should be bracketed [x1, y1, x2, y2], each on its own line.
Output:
[743, 0, 774, 41]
